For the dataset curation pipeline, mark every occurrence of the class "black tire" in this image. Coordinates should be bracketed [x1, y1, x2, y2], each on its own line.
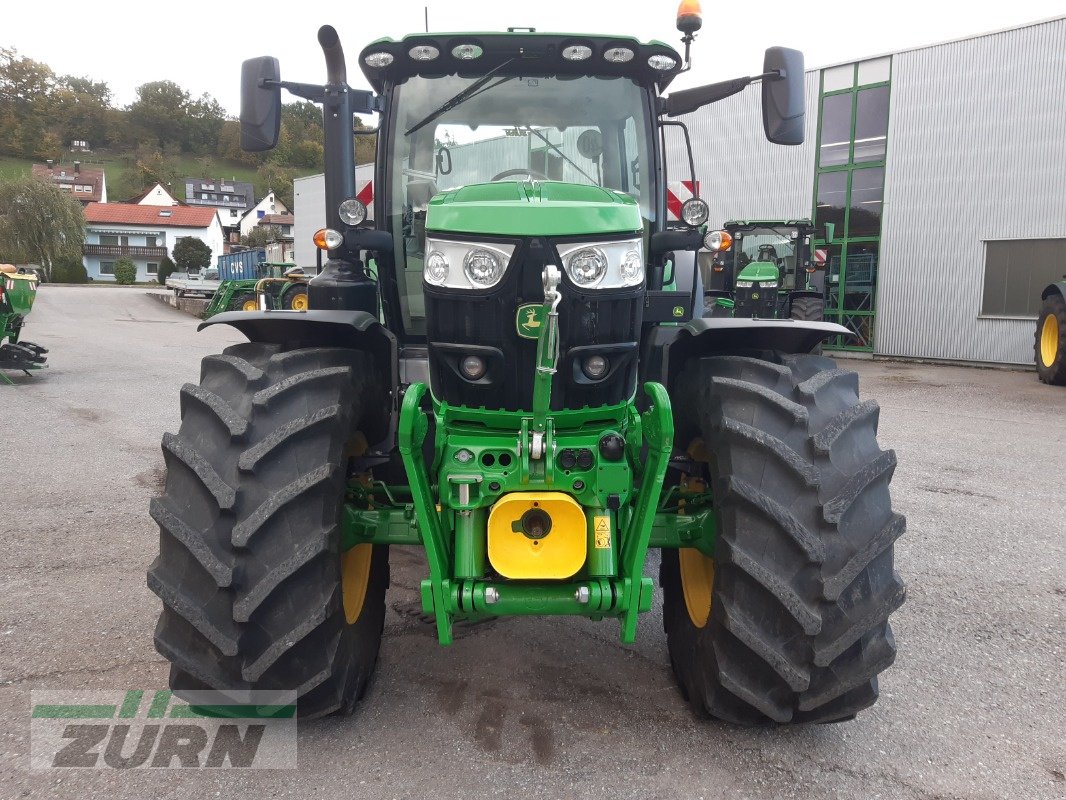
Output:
[283, 285, 308, 310]
[790, 295, 824, 322]
[1035, 292, 1066, 385]
[148, 342, 389, 718]
[662, 352, 905, 725]
[228, 292, 258, 312]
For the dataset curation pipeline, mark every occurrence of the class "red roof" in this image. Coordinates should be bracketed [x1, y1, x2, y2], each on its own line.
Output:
[33, 163, 105, 204]
[261, 214, 294, 225]
[84, 203, 218, 228]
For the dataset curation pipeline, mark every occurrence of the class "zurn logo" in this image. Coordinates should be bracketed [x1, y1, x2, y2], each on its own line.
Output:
[30, 690, 296, 769]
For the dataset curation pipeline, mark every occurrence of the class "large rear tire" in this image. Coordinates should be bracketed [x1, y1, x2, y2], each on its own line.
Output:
[662, 352, 905, 725]
[1035, 292, 1066, 385]
[148, 342, 389, 718]
[789, 295, 824, 321]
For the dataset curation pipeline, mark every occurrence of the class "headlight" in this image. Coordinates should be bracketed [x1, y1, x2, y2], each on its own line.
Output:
[680, 198, 709, 227]
[703, 230, 732, 252]
[735, 280, 754, 288]
[423, 238, 516, 289]
[566, 247, 608, 286]
[338, 198, 367, 226]
[559, 238, 644, 289]
[464, 248, 504, 287]
[762, 282, 779, 289]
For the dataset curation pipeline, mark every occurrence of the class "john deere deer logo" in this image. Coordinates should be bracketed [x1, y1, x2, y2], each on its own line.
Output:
[515, 303, 547, 339]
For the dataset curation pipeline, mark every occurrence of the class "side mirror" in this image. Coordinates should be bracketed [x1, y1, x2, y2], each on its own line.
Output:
[762, 47, 804, 145]
[240, 56, 281, 152]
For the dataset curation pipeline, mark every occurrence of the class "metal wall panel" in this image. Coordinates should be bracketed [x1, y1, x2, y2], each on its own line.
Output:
[663, 71, 819, 229]
[877, 19, 1066, 364]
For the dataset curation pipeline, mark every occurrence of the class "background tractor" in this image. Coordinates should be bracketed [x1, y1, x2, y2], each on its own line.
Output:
[148, 3, 905, 726]
[1036, 277, 1066, 384]
[702, 219, 826, 320]
[0, 264, 47, 383]
[202, 262, 311, 318]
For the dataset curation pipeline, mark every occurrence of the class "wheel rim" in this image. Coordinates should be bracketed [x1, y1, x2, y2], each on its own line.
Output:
[340, 544, 373, 624]
[678, 548, 715, 628]
[290, 292, 308, 311]
[242, 298, 258, 311]
[1040, 313, 1059, 367]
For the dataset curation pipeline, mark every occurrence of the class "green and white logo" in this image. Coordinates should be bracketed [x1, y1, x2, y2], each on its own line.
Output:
[516, 303, 547, 339]
[30, 689, 296, 769]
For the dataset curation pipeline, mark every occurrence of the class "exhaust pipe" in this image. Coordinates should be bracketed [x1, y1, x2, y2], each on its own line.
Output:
[317, 25, 355, 235]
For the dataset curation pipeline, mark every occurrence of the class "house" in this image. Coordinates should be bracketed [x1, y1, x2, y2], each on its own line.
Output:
[237, 191, 290, 239]
[82, 203, 223, 282]
[257, 213, 295, 239]
[184, 177, 255, 231]
[33, 161, 107, 204]
[128, 182, 181, 206]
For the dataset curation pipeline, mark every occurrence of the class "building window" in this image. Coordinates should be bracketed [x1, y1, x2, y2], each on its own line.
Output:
[981, 239, 1066, 317]
[100, 261, 115, 275]
[847, 167, 885, 238]
[853, 85, 890, 163]
[145, 235, 158, 247]
[146, 262, 159, 275]
[818, 93, 853, 167]
[99, 235, 130, 247]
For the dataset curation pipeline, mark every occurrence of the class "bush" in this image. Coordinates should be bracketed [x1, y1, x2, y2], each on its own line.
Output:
[51, 257, 89, 284]
[113, 257, 137, 284]
[157, 254, 176, 285]
[173, 237, 212, 273]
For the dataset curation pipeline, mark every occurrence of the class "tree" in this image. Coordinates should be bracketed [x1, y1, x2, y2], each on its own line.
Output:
[255, 162, 297, 210]
[241, 225, 283, 249]
[172, 237, 211, 274]
[0, 176, 85, 281]
[157, 254, 176, 285]
[51, 254, 88, 283]
[113, 256, 137, 284]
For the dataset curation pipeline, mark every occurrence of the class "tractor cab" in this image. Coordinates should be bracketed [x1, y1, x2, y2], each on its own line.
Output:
[702, 219, 825, 319]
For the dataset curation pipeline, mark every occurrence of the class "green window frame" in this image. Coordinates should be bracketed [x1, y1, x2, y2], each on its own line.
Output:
[812, 60, 891, 351]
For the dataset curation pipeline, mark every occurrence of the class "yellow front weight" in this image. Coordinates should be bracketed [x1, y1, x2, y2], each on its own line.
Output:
[487, 492, 587, 580]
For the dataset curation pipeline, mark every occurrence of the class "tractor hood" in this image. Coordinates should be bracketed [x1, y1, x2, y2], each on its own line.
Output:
[737, 261, 780, 282]
[426, 181, 642, 238]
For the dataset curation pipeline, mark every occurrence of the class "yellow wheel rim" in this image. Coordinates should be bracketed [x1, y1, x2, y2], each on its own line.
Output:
[289, 292, 309, 311]
[341, 544, 373, 624]
[1040, 313, 1059, 368]
[242, 298, 258, 311]
[678, 548, 715, 628]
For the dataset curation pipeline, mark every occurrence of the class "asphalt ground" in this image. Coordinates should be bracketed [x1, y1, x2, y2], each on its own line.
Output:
[1, 286, 1063, 799]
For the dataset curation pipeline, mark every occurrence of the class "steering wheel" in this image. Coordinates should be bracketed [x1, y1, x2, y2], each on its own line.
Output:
[491, 168, 550, 182]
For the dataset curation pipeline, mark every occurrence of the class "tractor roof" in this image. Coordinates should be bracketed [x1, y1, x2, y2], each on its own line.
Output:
[358, 31, 683, 94]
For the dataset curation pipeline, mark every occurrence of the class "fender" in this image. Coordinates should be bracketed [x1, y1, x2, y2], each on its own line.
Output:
[200, 309, 399, 433]
[1041, 280, 1066, 302]
[641, 317, 852, 390]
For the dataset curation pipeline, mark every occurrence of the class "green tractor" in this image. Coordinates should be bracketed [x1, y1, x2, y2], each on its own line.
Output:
[0, 265, 47, 383]
[148, 6, 905, 725]
[202, 263, 311, 319]
[702, 219, 826, 320]
[1036, 277, 1066, 385]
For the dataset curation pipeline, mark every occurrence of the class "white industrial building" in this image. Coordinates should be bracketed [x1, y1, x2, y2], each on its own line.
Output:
[666, 15, 1066, 365]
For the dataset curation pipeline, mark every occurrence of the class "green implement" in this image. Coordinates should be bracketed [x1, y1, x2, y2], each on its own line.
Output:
[0, 266, 47, 383]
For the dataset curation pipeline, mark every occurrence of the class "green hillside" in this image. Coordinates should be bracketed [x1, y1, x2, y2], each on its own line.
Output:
[0, 151, 317, 203]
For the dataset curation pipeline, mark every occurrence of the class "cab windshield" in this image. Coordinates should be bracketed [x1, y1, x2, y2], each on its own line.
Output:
[387, 73, 655, 336]
[735, 227, 798, 271]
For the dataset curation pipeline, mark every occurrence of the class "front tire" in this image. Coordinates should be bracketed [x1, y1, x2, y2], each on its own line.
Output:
[662, 352, 905, 725]
[1035, 292, 1066, 385]
[789, 295, 824, 321]
[148, 343, 389, 718]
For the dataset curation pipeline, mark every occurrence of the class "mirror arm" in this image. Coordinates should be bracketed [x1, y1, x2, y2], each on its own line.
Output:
[264, 79, 324, 103]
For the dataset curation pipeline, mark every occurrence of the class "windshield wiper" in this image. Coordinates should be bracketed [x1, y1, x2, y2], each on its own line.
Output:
[405, 58, 516, 136]
[520, 125, 599, 185]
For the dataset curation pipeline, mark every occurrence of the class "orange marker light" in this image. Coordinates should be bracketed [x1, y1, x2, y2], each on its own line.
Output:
[676, 0, 703, 33]
[313, 228, 343, 251]
[313, 228, 329, 249]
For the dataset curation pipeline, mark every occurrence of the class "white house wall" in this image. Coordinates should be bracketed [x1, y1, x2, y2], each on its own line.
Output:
[82, 216, 224, 282]
[876, 19, 1066, 364]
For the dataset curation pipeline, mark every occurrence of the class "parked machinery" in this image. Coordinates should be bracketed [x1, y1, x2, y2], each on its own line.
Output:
[1036, 277, 1066, 385]
[0, 265, 47, 382]
[148, 3, 905, 726]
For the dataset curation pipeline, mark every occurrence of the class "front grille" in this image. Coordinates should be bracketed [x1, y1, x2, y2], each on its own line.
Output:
[424, 236, 642, 411]
[733, 284, 779, 319]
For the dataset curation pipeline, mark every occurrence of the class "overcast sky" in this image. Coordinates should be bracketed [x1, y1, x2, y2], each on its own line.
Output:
[5, 0, 1064, 113]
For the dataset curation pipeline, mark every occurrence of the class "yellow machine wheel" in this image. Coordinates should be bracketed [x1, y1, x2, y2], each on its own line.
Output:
[341, 543, 373, 624]
[242, 297, 258, 311]
[1040, 312, 1058, 368]
[285, 288, 309, 311]
[677, 548, 715, 628]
